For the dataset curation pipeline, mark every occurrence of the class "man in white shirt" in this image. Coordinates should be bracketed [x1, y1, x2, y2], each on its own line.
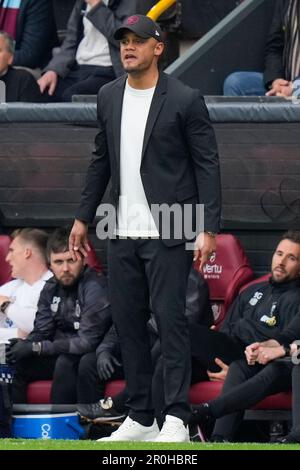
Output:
[38, 0, 137, 102]
[0, 228, 52, 341]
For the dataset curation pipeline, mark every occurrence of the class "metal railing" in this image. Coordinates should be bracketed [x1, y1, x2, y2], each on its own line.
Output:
[147, 0, 176, 21]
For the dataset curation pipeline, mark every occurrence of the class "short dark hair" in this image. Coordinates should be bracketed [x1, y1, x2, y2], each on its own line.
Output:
[47, 227, 70, 262]
[281, 230, 300, 245]
[12, 228, 48, 262]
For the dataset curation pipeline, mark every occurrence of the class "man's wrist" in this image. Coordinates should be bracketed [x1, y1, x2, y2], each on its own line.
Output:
[32, 342, 42, 355]
[204, 231, 217, 239]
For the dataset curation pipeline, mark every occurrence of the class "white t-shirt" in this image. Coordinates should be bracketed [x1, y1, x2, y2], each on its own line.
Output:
[116, 81, 159, 237]
[76, 3, 112, 67]
[0, 270, 53, 340]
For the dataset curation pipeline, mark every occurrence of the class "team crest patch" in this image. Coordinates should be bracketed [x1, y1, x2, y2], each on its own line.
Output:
[249, 291, 263, 306]
[51, 296, 61, 313]
[260, 315, 277, 327]
[127, 15, 139, 25]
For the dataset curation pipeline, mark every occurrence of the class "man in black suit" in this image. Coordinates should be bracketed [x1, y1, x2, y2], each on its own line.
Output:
[70, 14, 221, 442]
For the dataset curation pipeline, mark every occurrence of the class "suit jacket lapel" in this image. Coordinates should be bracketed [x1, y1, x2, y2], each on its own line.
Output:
[112, 75, 127, 169]
[141, 73, 168, 161]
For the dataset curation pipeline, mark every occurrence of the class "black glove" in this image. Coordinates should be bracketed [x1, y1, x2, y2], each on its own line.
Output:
[96, 351, 121, 381]
[6, 339, 34, 363]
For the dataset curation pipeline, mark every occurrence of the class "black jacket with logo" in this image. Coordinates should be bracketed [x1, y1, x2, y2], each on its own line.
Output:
[220, 278, 300, 346]
[27, 267, 112, 355]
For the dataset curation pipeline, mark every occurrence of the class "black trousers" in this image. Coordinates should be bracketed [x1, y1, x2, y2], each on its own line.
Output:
[77, 352, 124, 404]
[47, 64, 115, 102]
[12, 354, 104, 404]
[108, 238, 193, 426]
[211, 359, 292, 440]
[151, 325, 245, 427]
[189, 323, 245, 372]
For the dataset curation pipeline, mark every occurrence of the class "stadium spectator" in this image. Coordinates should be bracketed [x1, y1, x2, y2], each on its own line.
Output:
[0, 228, 52, 341]
[224, 0, 300, 97]
[7, 227, 112, 404]
[77, 268, 214, 426]
[38, 0, 137, 102]
[192, 230, 300, 442]
[0, 0, 58, 70]
[0, 31, 43, 101]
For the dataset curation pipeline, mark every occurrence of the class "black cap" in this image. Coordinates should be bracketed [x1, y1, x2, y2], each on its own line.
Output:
[114, 14, 164, 42]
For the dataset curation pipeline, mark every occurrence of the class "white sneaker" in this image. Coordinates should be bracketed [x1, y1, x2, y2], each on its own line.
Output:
[154, 415, 190, 442]
[97, 416, 160, 441]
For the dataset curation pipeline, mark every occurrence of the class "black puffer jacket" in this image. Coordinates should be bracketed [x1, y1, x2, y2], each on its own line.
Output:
[27, 267, 112, 356]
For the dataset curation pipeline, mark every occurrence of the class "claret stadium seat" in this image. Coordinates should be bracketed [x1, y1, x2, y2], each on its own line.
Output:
[0, 235, 12, 285]
[86, 242, 102, 273]
[199, 233, 254, 328]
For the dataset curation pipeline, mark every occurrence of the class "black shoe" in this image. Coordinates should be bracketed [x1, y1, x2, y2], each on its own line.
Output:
[190, 403, 214, 441]
[275, 432, 300, 444]
[77, 397, 126, 424]
[191, 403, 213, 423]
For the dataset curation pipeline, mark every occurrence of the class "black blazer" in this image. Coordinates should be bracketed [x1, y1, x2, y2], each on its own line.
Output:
[76, 73, 221, 246]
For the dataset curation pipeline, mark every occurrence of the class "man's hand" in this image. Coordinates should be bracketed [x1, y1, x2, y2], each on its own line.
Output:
[207, 357, 228, 382]
[266, 79, 292, 97]
[193, 232, 216, 271]
[256, 345, 285, 365]
[85, 0, 102, 7]
[97, 351, 121, 381]
[245, 342, 260, 365]
[6, 339, 34, 363]
[69, 219, 90, 260]
[17, 328, 28, 339]
[37, 71, 58, 96]
[0, 295, 10, 307]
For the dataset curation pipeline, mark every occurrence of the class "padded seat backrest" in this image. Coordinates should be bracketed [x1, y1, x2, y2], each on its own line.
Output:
[86, 241, 103, 272]
[0, 235, 12, 285]
[198, 234, 254, 328]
